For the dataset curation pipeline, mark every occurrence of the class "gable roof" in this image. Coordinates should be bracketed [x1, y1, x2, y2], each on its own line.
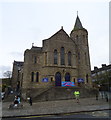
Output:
[46, 27, 77, 47]
[48, 27, 70, 39]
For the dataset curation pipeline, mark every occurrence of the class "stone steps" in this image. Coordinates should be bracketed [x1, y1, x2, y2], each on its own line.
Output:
[33, 86, 97, 102]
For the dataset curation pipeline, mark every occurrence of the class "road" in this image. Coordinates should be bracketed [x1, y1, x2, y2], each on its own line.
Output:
[2, 110, 111, 120]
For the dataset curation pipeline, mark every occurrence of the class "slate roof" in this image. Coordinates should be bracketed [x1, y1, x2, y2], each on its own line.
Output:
[31, 46, 42, 51]
[13, 61, 24, 66]
[91, 64, 111, 74]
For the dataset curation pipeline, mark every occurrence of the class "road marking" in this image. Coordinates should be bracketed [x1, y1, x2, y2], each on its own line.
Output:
[16, 110, 110, 119]
[17, 114, 54, 119]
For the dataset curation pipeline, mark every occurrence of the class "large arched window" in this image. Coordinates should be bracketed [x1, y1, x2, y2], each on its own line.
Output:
[54, 49, 58, 64]
[61, 47, 65, 65]
[65, 73, 70, 81]
[31, 72, 34, 82]
[68, 51, 71, 66]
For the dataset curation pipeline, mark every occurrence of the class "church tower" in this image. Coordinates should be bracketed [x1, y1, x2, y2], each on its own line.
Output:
[70, 15, 92, 85]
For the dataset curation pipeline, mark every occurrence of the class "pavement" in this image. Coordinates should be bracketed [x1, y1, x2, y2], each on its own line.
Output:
[1, 95, 111, 118]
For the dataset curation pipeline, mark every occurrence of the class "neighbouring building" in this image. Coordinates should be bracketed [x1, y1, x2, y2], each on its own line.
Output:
[12, 61, 24, 89]
[91, 64, 111, 86]
[12, 15, 92, 99]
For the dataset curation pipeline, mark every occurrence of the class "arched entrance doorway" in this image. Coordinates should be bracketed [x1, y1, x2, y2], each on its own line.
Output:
[65, 72, 70, 81]
[55, 72, 61, 86]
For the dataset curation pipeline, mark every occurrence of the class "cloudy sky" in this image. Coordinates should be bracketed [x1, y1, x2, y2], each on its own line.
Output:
[0, 0, 110, 78]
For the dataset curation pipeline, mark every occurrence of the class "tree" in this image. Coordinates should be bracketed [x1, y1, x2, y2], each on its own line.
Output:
[3, 71, 12, 78]
[2, 71, 12, 92]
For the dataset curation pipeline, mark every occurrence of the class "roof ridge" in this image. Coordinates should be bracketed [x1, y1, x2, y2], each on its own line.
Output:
[48, 27, 69, 39]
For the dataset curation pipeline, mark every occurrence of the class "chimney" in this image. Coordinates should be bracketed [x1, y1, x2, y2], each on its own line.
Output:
[102, 64, 106, 68]
[94, 66, 98, 70]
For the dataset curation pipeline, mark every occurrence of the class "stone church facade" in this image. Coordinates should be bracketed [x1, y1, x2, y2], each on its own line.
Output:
[12, 15, 92, 99]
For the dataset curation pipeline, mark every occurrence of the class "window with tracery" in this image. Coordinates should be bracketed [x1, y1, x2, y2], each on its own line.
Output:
[68, 51, 71, 66]
[54, 49, 58, 64]
[61, 47, 65, 65]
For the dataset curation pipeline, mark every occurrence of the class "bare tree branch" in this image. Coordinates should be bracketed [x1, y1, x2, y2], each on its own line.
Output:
[3, 71, 12, 78]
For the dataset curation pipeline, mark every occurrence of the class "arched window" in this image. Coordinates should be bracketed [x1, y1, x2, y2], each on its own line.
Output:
[85, 52, 87, 65]
[36, 72, 39, 82]
[76, 35, 78, 40]
[51, 77, 53, 82]
[73, 78, 75, 83]
[86, 74, 88, 83]
[68, 51, 71, 66]
[78, 52, 80, 64]
[45, 52, 47, 65]
[61, 47, 65, 65]
[31, 72, 34, 82]
[83, 35, 85, 44]
[54, 49, 58, 64]
[65, 73, 70, 81]
[86, 34, 88, 39]
[34, 56, 37, 64]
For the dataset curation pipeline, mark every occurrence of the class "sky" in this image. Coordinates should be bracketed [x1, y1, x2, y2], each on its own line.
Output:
[0, 0, 110, 78]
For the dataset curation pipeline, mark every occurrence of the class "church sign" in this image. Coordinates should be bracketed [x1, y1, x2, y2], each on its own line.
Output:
[77, 78, 84, 83]
[42, 78, 48, 82]
[62, 82, 75, 87]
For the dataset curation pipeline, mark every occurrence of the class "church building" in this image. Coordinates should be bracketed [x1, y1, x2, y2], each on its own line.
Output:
[12, 15, 92, 99]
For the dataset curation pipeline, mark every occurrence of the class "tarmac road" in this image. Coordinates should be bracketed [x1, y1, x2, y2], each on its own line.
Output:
[2, 94, 110, 120]
[2, 110, 111, 120]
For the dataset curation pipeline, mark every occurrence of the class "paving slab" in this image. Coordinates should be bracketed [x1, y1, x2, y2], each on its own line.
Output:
[2, 97, 110, 118]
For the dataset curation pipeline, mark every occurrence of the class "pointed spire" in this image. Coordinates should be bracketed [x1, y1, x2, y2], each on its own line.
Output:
[77, 11, 78, 16]
[73, 14, 83, 30]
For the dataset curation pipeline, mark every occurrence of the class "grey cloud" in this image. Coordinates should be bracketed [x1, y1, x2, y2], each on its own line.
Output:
[9, 52, 23, 57]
